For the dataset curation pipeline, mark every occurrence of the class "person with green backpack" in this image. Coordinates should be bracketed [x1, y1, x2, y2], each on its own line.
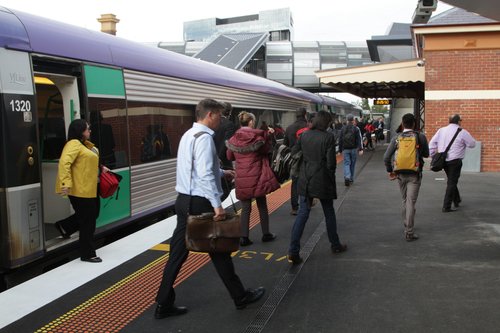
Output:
[383, 113, 429, 242]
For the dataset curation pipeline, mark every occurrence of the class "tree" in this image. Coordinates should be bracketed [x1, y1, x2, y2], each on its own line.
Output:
[371, 104, 389, 113]
[354, 98, 370, 110]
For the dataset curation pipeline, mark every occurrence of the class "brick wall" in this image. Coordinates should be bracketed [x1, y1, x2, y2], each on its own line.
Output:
[425, 100, 500, 172]
[425, 49, 500, 91]
[424, 49, 500, 172]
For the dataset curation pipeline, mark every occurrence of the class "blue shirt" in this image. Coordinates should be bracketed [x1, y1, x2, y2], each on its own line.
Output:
[175, 122, 224, 208]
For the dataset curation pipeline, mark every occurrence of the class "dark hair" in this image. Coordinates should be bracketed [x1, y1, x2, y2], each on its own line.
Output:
[402, 113, 416, 129]
[195, 98, 224, 120]
[449, 114, 461, 124]
[222, 102, 233, 117]
[297, 107, 307, 118]
[310, 111, 332, 131]
[67, 119, 88, 141]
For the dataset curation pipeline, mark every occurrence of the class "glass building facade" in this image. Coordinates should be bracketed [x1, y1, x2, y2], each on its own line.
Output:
[157, 8, 372, 90]
[184, 8, 294, 42]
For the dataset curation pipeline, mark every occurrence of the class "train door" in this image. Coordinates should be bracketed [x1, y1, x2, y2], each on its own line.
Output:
[83, 65, 131, 228]
[0, 49, 42, 269]
[32, 58, 82, 248]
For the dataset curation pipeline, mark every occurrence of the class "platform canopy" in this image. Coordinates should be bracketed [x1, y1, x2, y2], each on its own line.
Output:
[315, 59, 425, 99]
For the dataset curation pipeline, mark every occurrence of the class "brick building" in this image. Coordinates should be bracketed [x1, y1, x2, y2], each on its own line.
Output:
[414, 23, 500, 171]
[316, 10, 500, 172]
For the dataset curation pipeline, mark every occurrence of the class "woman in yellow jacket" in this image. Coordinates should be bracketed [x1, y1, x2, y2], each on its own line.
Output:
[55, 119, 109, 263]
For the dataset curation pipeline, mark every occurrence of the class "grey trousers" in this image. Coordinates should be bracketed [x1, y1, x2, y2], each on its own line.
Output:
[397, 173, 422, 235]
[240, 196, 270, 237]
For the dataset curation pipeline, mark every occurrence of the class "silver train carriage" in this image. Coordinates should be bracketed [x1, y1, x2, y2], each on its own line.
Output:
[0, 6, 341, 273]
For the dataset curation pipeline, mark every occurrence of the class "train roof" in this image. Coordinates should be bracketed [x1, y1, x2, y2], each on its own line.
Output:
[0, 7, 322, 103]
[319, 95, 360, 109]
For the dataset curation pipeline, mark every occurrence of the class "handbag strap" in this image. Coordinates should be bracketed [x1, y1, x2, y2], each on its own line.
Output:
[444, 128, 462, 154]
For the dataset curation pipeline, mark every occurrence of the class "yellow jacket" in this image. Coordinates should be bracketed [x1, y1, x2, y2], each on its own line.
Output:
[55, 139, 99, 198]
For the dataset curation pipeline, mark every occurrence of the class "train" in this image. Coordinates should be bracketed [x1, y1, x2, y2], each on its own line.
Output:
[0, 6, 360, 281]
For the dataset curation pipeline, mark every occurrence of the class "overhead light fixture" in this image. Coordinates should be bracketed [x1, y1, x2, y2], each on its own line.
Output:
[34, 76, 55, 85]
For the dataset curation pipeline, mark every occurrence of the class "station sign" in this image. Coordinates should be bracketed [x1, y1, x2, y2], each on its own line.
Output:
[374, 99, 391, 105]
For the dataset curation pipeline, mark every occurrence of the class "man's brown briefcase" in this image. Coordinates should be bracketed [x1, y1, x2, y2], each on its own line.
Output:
[185, 212, 240, 253]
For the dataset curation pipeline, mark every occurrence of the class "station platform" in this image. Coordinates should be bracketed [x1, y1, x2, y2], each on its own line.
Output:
[2, 145, 500, 332]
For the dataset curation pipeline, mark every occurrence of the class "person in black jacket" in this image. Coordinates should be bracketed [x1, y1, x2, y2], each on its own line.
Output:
[287, 111, 347, 264]
[213, 102, 238, 200]
[213, 102, 237, 169]
[283, 108, 308, 215]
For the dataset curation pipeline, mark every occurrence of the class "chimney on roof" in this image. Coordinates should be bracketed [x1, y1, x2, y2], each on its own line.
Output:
[98, 14, 120, 35]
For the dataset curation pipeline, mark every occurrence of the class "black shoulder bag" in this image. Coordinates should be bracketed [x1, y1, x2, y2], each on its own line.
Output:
[430, 128, 462, 172]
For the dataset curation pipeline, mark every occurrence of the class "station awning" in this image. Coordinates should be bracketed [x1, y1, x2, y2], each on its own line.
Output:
[315, 59, 425, 99]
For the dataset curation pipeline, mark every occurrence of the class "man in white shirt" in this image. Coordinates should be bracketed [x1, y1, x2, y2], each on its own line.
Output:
[154, 99, 265, 319]
[429, 114, 476, 212]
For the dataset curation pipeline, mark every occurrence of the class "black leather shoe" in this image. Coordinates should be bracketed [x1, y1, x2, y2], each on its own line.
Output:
[287, 253, 303, 265]
[81, 257, 103, 263]
[234, 287, 265, 309]
[442, 207, 457, 213]
[262, 233, 276, 242]
[55, 222, 70, 239]
[332, 244, 348, 254]
[240, 237, 253, 246]
[154, 304, 188, 319]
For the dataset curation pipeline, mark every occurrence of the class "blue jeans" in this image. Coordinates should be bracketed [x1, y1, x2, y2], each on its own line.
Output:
[288, 196, 341, 255]
[343, 149, 357, 181]
[290, 176, 299, 210]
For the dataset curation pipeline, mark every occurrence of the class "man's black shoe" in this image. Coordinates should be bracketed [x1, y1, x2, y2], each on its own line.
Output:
[344, 179, 350, 186]
[240, 237, 253, 246]
[154, 304, 188, 319]
[262, 233, 277, 242]
[442, 207, 457, 213]
[234, 287, 265, 310]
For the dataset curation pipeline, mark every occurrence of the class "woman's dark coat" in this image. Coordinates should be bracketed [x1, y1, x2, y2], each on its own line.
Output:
[292, 129, 337, 199]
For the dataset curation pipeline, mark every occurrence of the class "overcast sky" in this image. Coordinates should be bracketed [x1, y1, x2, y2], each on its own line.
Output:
[1, 0, 453, 103]
[2, 0, 452, 42]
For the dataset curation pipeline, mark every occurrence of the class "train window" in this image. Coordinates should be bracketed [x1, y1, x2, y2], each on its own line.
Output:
[88, 98, 128, 169]
[127, 101, 195, 165]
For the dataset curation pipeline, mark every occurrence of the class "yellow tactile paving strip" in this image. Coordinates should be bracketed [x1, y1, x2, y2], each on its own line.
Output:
[35, 181, 292, 333]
